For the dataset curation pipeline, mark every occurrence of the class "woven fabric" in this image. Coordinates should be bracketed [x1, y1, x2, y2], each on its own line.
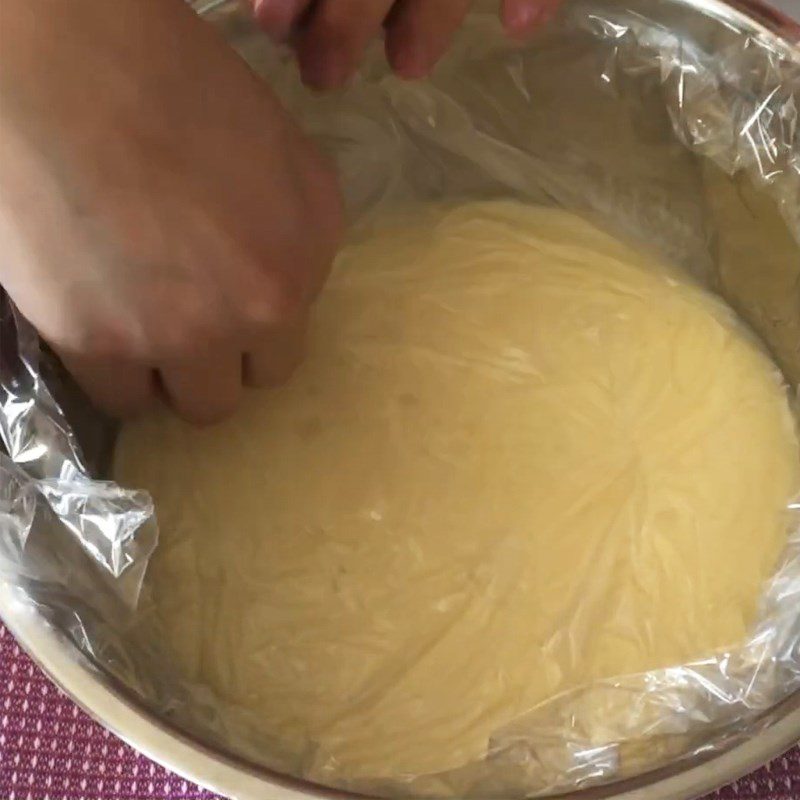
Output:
[1, 625, 799, 800]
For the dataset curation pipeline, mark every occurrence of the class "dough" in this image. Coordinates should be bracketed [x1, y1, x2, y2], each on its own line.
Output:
[116, 201, 800, 785]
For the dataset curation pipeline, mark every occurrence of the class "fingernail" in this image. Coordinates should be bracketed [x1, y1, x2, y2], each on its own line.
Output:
[390, 42, 430, 80]
[505, 2, 543, 35]
[253, 0, 298, 41]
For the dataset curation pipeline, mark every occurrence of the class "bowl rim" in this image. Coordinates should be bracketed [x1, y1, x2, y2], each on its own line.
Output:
[5, 575, 800, 800]
[3, 1, 800, 799]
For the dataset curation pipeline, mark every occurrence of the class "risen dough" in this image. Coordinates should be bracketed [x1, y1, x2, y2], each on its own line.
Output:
[116, 202, 800, 784]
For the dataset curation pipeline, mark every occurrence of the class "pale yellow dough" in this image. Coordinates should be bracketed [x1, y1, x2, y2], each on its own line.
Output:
[116, 202, 800, 783]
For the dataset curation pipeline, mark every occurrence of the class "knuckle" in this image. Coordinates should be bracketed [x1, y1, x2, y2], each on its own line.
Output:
[148, 293, 226, 361]
[154, 319, 201, 361]
[56, 291, 224, 364]
[58, 318, 144, 362]
[269, 273, 309, 322]
[241, 272, 308, 329]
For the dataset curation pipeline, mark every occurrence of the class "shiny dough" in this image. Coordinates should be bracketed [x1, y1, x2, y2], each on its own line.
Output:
[116, 201, 800, 783]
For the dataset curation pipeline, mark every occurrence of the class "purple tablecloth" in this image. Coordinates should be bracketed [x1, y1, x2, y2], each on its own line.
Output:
[1, 625, 799, 800]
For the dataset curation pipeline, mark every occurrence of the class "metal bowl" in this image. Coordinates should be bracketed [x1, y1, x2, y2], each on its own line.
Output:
[2, 1, 800, 798]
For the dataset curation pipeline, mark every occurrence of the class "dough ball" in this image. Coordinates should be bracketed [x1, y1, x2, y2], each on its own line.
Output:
[115, 201, 800, 785]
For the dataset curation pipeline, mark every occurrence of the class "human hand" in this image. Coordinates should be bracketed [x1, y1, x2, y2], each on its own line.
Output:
[0, 0, 343, 424]
[253, 0, 562, 88]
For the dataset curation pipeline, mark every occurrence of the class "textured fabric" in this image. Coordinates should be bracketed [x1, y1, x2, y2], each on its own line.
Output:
[0, 625, 798, 800]
[0, 626, 218, 800]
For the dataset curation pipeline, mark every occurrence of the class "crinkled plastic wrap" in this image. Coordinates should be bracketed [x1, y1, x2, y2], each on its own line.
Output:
[3, 0, 800, 796]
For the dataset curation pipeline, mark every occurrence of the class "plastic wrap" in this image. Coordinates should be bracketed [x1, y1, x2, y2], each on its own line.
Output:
[3, 0, 800, 796]
[0, 294, 157, 608]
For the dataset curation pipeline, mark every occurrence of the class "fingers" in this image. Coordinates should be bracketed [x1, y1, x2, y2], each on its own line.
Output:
[384, 0, 471, 80]
[294, 0, 395, 89]
[62, 324, 309, 425]
[243, 314, 308, 387]
[159, 345, 243, 426]
[254, 0, 563, 89]
[158, 317, 308, 423]
[155, 313, 309, 423]
[253, 0, 313, 41]
[57, 352, 157, 418]
[501, 0, 562, 39]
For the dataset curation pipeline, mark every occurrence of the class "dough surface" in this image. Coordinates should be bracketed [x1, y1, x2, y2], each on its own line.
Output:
[116, 201, 800, 784]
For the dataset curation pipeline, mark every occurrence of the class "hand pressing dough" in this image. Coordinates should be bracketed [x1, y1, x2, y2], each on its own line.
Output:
[116, 201, 800, 785]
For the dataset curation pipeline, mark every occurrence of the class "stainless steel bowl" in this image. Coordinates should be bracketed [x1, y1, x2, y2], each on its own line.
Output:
[2, 1, 800, 798]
